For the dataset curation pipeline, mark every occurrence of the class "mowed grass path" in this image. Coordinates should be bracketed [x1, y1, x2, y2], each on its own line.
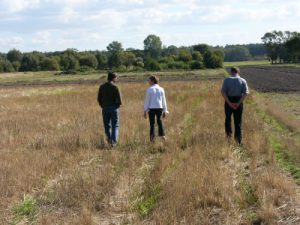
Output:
[0, 82, 299, 224]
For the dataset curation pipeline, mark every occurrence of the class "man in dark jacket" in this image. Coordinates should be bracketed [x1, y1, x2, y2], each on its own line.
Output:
[98, 72, 122, 146]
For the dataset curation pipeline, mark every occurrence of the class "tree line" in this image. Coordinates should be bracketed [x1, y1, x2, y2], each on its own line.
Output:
[262, 31, 300, 64]
[223, 44, 266, 62]
[0, 35, 224, 74]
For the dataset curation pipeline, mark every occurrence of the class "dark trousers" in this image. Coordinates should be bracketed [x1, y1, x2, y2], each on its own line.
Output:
[225, 96, 243, 144]
[148, 109, 165, 141]
[102, 106, 119, 144]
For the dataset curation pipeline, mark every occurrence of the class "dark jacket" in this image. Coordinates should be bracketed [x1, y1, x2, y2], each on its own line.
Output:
[97, 82, 122, 108]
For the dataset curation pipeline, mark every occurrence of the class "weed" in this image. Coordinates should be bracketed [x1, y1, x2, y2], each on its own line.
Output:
[12, 195, 38, 224]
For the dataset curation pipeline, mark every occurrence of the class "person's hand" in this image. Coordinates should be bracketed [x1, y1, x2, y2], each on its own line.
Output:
[144, 112, 147, 119]
[231, 103, 240, 110]
[162, 112, 166, 118]
[228, 102, 235, 109]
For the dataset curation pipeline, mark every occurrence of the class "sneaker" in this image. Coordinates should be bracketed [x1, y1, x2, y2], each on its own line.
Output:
[111, 142, 117, 148]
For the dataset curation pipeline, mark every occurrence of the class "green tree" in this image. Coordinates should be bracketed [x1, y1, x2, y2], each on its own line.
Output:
[7, 49, 22, 63]
[60, 54, 79, 72]
[95, 52, 108, 70]
[19, 54, 40, 71]
[121, 51, 136, 69]
[0, 60, 15, 72]
[261, 31, 293, 63]
[79, 54, 98, 69]
[193, 44, 209, 55]
[134, 57, 144, 68]
[224, 46, 251, 61]
[40, 58, 60, 71]
[178, 49, 192, 62]
[107, 41, 123, 69]
[192, 51, 203, 61]
[162, 45, 178, 57]
[204, 50, 223, 68]
[144, 58, 161, 71]
[144, 35, 162, 59]
[190, 60, 204, 70]
[285, 35, 300, 63]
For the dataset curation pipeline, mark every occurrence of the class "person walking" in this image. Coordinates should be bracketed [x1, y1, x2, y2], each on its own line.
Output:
[98, 72, 122, 147]
[221, 67, 249, 144]
[144, 76, 168, 142]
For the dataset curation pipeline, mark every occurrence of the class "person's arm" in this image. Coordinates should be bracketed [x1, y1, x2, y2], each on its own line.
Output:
[237, 94, 247, 106]
[97, 86, 103, 108]
[221, 79, 235, 109]
[237, 80, 249, 106]
[115, 86, 122, 108]
[162, 89, 168, 118]
[144, 89, 150, 118]
[221, 91, 235, 109]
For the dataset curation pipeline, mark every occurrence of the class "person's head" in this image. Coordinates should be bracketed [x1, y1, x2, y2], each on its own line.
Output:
[148, 75, 159, 85]
[230, 67, 240, 76]
[107, 72, 118, 82]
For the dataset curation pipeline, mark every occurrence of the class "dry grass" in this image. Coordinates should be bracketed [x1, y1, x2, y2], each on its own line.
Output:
[0, 81, 299, 225]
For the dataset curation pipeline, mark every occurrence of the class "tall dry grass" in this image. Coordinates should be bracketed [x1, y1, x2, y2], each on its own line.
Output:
[0, 82, 298, 224]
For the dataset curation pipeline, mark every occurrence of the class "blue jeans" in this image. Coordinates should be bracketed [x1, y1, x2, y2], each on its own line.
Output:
[102, 106, 119, 144]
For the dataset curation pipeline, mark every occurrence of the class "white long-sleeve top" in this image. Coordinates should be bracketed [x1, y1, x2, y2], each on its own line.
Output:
[144, 84, 168, 113]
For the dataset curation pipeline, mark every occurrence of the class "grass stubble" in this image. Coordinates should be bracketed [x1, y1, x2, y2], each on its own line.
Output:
[0, 81, 299, 224]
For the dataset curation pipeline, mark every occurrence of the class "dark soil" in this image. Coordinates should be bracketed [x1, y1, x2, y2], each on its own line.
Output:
[238, 66, 300, 92]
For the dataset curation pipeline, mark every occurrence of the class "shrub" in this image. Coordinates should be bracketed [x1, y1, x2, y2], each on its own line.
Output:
[190, 60, 204, 70]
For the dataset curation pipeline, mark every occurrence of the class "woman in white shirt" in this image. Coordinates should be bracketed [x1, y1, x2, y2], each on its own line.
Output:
[144, 76, 168, 142]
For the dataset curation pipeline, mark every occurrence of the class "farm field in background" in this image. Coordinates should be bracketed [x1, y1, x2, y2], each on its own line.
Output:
[237, 66, 300, 92]
[224, 60, 270, 67]
[1, 76, 300, 224]
[0, 69, 226, 87]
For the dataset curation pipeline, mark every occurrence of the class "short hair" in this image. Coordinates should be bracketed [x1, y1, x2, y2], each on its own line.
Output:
[149, 75, 159, 84]
[231, 67, 240, 74]
[107, 72, 117, 81]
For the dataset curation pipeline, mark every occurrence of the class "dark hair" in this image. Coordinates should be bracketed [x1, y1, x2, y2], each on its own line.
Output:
[231, 67, 240, 74]
[149, 75, 159, 84]
[107, 72, 117, 81]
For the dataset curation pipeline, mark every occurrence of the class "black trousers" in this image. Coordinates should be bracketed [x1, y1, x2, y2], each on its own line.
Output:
[225, 96, 243, 144]
[148, 108, 165, 141]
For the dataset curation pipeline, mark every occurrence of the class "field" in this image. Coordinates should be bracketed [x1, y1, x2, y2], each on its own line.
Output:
[1, 68, 300, 225]
[0, 69, 226, 87]
[240, 66, 300, 92]
[223, 60, 270, 67]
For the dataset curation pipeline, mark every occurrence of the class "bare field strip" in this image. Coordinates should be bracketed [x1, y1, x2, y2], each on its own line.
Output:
[0, 81, 299, 224]
[240, 66, 300, 92]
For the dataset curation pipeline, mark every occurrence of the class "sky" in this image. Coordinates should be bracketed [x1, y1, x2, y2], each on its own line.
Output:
[0, 0, 299, 52]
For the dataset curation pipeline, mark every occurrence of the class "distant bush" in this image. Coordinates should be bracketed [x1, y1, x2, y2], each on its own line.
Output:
[40, 58, 60, 71]
[190, 60, 205, 70]
[167, 61, 188, 70]
[0, 60, 15, 72]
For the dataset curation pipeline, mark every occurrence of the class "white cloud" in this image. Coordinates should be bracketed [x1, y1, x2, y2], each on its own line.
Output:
[1, 0, 300, 52]
[32, 31, 51, 44]
[0, 0, 40, 13]
[0, 36, 24, 48]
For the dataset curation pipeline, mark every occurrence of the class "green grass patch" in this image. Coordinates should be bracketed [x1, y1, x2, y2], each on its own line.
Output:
[254, 103, 300, 184]
[12, 195, 38, 224]
[224, 60, 270, 67]
[135, 184, 161, 218]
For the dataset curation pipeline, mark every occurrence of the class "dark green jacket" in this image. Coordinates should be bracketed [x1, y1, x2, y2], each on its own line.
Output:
[97, 82, 122, 108]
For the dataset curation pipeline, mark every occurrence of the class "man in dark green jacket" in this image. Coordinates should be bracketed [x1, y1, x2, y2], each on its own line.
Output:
[98, 72, 122, 146]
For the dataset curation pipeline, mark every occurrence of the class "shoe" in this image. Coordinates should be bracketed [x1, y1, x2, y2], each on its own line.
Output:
[111, 142, 117, 148]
